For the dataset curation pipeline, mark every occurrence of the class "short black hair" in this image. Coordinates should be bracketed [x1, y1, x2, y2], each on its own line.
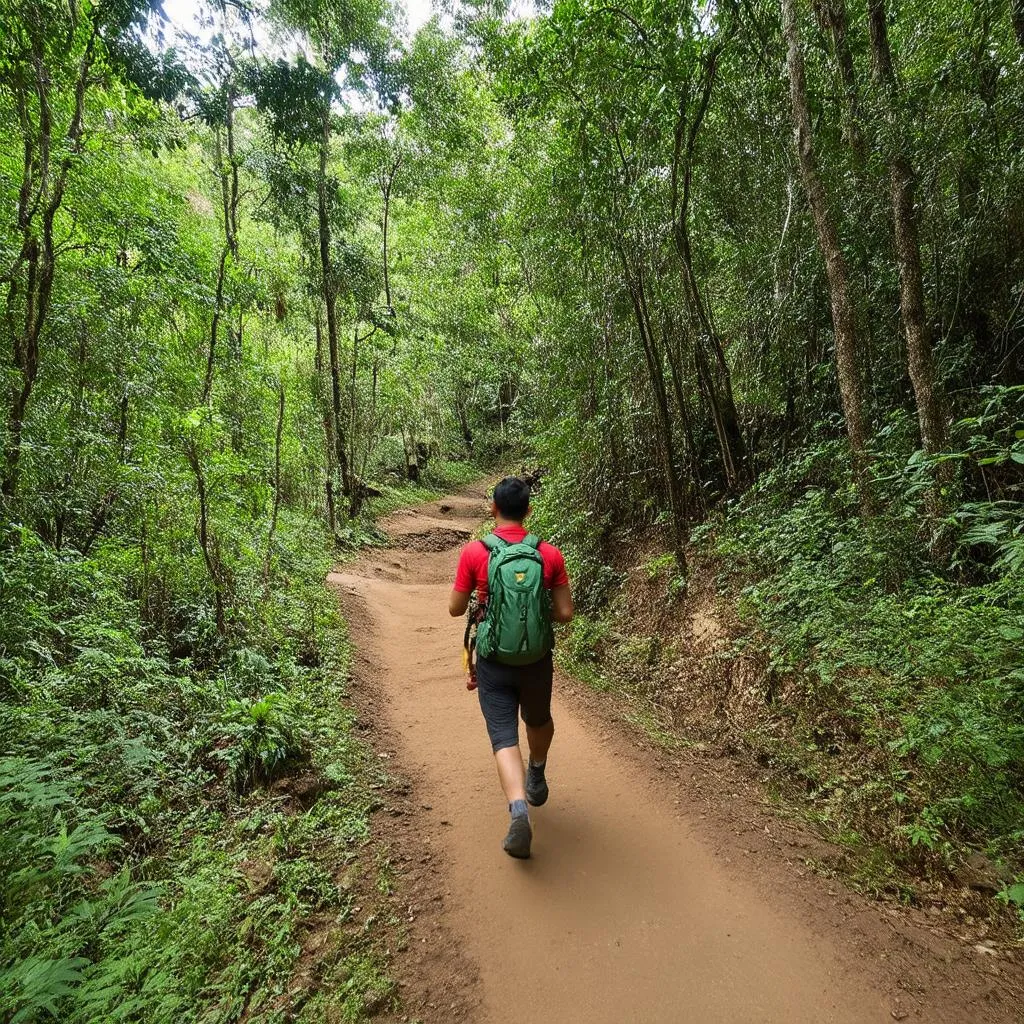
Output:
[493, 476, 531, 521]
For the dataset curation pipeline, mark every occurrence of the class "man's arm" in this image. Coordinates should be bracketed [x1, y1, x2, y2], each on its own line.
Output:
[547, 545, 573, 623]
[551, 583, 574, 623]
[450, 542, 477, 617]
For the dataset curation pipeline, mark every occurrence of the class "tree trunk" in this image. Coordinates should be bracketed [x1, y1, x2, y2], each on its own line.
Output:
[668, 50, 747, 492]
[203, 246, 229, 404]
[221, 91, 244, 366]
[401, 425, 420, 482]
[780, 0, 873, 505]
[379, 156, 401, 312]
[185, 441, 226, 636]
[456, 391, 474, 449]
[662, 317, 705, 510]
[3, 19, 98, 498]
[314, 311, 338, 531]
[80, 393, 129, 556]
[325, 478, 337, 537]
[317, 104, 351, 498]
[619, 247, 688, 572]
[220, 91, 240, 260]
[206, 82, 242, 405]
[813, 0, 867, 161]
[349, 324, 359, 497]
[264, 378, 285, 590]
[867, 0, 947, 468]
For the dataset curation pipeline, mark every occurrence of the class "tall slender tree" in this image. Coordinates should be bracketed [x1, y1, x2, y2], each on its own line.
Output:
[866, 0, 946, 476]
[779, 0, 872, 505]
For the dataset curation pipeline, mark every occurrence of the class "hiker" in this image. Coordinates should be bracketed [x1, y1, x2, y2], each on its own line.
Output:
[449, 476, 574, 859]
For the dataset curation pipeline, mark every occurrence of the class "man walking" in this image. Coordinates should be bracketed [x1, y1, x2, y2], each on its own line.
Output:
[449, 476, 574, 858]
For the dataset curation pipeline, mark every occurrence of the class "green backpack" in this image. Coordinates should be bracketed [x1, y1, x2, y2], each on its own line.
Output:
[474, 534, 554, 666]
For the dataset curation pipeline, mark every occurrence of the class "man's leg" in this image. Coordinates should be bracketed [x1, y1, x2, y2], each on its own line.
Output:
[476, 657, 532, 858]
[494, 744, 527, 804]
[521, 654, 554, 807]
[525, 720, 554, 765]
[492, 744, 531, 859]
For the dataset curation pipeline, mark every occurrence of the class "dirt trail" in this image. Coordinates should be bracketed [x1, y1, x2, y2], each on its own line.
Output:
[329, 486, 1015, 1024]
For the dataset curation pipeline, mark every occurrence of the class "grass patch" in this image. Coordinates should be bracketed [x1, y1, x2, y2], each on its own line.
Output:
[557, 614, 682, 750]
[0, 495, 425, 1021]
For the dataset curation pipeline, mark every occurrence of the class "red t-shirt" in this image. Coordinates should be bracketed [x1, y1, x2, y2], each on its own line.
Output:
[454, 525, 569, 603]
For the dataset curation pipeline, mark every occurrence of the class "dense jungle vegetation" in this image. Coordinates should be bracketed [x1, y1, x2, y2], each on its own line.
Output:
[1, 0, 1022, 1020]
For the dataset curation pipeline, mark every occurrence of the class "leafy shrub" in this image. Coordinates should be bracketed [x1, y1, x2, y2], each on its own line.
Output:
[562, 613, 611, 666]
[710, 438, 1024, 862]
[214, 691, 309, 793]
[0, 756, 164, 1023]
[0, 496, 392, 1020]
[997, 880, 1024, 922]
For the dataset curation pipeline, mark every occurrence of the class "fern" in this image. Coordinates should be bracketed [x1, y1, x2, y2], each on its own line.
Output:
[214, 691, 309, 793]
[2, 956, 91, 1023]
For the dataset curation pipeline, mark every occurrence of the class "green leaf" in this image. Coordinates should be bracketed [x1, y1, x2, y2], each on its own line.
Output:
[1003, 883, 1024, 907]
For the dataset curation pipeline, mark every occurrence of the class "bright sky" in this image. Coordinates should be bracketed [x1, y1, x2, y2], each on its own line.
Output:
[161, 1, 440, 39]
[406, 0, 436, 32]
[160, 1, 536, 41]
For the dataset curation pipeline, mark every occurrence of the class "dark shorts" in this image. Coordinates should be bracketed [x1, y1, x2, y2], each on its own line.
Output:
[476, 652, 554, 753]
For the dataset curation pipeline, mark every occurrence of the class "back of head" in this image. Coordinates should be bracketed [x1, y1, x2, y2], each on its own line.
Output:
[493, 476, 531, 522]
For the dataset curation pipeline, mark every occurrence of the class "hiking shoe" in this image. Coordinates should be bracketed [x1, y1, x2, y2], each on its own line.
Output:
[526, 762, 549, 807]
[502, 814, 532, 859]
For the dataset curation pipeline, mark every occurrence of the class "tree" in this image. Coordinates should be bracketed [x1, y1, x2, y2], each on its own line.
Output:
[866, 0, 946, 477]
[253, 1, 397, 513]
[779, 0, 872, 506]
[0, 0, 184, 501]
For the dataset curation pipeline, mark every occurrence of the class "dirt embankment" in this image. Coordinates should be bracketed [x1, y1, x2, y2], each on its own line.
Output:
[577, 537, 1023, 945]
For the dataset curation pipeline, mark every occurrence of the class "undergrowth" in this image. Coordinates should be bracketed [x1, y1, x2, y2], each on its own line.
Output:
[704, 435, 1024, 907]
[536, 402, 1024, 921]
[0, 479, 455, 1021]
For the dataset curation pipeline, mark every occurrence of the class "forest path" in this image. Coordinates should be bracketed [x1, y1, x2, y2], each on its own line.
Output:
[327, 485, 980, 1024]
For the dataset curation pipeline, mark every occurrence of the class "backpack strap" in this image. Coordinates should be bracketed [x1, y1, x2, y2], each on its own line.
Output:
[482, 533, 541, 551]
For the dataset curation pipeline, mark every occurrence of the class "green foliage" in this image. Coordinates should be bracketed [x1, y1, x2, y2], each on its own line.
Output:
[644, 553, 676, 580]
[3, 0, 1023, 1004]
[485, 0, 1024, 904]
[0, 0, 508, 1015]
[562, 615, 611, 666]
[0, 488, 410, 1019]
[709, 439, 1024, 861]
[0, 757, 165, 1023]
[997, 881, 1024, 922]
[529, 461, 626, 614]
[215, 691, 309, 793]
